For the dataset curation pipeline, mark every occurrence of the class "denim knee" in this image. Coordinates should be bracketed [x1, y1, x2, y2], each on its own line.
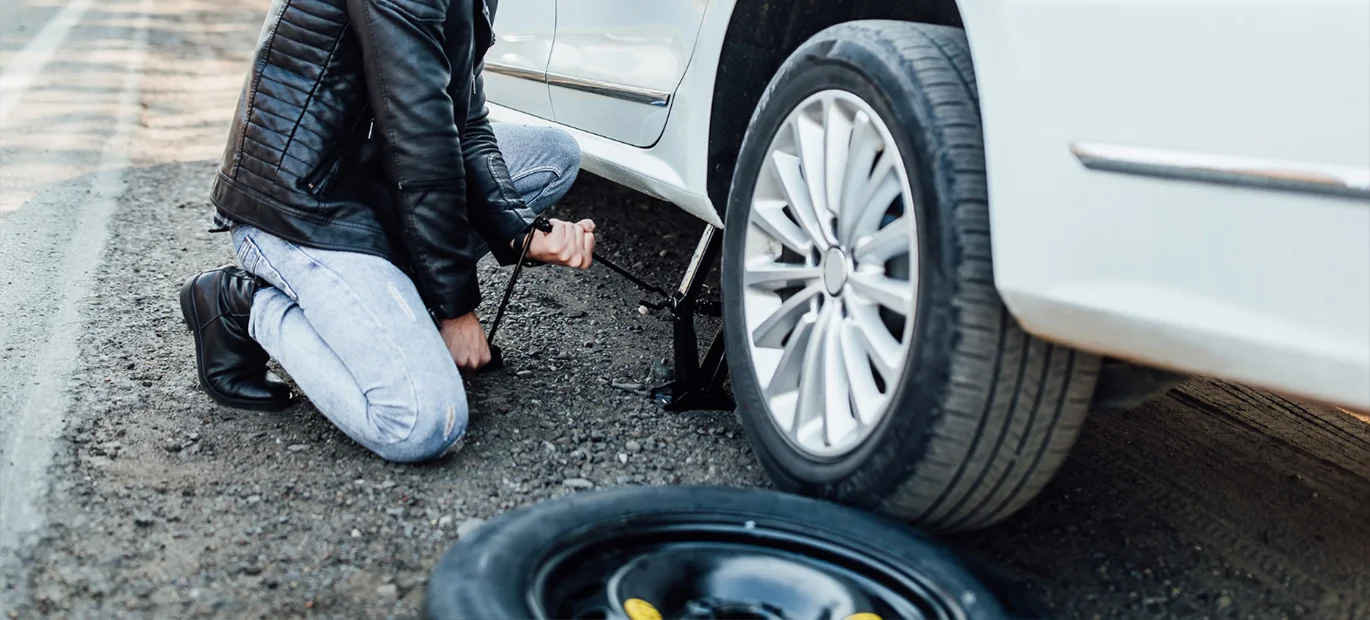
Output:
[545, 127, 581, 176]
[527, 129, 580, 211]
[368, 388, 469, 464]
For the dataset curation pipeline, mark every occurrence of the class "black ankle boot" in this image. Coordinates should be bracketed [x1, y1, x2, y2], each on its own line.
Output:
[180, 265, 294, 411]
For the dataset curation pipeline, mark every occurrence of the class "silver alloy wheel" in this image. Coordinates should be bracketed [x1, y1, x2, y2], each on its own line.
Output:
[741, 89, 919, 459]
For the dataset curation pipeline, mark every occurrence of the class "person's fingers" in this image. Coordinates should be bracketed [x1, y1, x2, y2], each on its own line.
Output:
[540, 219, 560, 252]
[566, 223, 586, 267]
[550, 219, 571, 253]
[559, 221, 579, 260]
[529, 219, 599, 267]
[560, 222, 585, 263]
[575, 224, 592, 267]
[573, 226, 591, 269]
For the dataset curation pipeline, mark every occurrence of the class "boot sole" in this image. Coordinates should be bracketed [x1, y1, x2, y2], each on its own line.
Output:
[180, 275, 295, 413]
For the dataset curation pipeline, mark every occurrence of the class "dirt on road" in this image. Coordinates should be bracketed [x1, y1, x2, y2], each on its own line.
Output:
[2, 1, 1368, 619]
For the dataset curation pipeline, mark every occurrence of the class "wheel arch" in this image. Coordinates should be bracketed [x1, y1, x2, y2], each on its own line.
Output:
[705, 0, 969, 214]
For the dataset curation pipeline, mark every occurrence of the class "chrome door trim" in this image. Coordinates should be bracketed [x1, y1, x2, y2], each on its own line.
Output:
[545, 71, 671, 107]
[482, 60, 546, 83]
[1071, 142, 1370, 201]
[483, 60, 671, 107]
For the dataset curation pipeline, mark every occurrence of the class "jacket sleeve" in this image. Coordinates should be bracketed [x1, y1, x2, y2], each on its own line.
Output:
[458, 63, 538, 266]
[345, 0, 481, 320]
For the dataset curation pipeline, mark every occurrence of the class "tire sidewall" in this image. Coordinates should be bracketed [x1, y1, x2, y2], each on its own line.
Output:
[723, 26, 969, 508]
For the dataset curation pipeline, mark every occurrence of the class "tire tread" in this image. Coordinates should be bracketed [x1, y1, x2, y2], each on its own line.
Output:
[835, 21, 1100, 531]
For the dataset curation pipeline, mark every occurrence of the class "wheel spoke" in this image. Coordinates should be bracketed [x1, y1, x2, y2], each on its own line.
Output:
[796, 109, 830, 216]
[839, 319, 888, 427]
[853, 216, 912, 265]
[824, 98, 853, 218]
[744, 259, 822, 292]
[750, 283, 822, 349]
[847, 302, 903, 380]
[793, 304, 835, 445]
[844, 153, 902, 246]
[764, 313, 815, 399]
[848, 271, 913, 314]
[770, 150, 832, 249]
[821, 308, 858, 447]
[838, 112, 881, 244]
[751, 199, 814, 256]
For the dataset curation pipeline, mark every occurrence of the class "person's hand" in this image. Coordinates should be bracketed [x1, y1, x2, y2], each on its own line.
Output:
[525, 218, 596, 268]
[439, 311, 491, 371]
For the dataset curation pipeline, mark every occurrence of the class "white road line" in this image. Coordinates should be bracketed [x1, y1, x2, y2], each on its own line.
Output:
[0, 0, 97, 128]
[0, 0, 150, 567]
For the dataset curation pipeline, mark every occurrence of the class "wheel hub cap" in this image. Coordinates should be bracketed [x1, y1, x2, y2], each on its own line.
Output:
[822, 248, 849, 296]
[740, 89, 919, 459]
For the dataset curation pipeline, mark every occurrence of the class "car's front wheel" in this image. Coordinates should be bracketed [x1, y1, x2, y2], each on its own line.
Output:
[720, 20, 1102, 532]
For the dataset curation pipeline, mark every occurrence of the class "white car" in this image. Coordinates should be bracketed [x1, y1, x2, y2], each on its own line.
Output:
[481, 0, 1370, 531]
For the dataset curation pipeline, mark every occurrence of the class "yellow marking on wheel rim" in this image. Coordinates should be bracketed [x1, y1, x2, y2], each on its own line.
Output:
[624, 598, 663, 620]
[844, 614, 883, 620]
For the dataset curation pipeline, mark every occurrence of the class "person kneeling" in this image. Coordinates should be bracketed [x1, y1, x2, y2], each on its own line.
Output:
[179, 0, 592, 463]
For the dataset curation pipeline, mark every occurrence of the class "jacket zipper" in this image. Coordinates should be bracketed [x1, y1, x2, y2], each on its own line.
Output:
[398, 177, 461, 192]
[304, 111, 370, 196]
[478, 1, 495, 49]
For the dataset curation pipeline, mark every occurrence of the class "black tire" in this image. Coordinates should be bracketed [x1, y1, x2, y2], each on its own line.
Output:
[424, 485, 1037, 619]
[720, 20, 1101, 532]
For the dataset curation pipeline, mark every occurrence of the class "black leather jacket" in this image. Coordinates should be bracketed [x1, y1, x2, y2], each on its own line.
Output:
[210, 0, 535, 320]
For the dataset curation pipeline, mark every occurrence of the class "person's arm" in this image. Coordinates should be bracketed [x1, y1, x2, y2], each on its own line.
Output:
[345, 0, 481, 321]
[459, 62, 540, 264]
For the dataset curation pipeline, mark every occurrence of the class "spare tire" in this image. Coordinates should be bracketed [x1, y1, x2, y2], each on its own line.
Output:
[424, 485, 1040, 619]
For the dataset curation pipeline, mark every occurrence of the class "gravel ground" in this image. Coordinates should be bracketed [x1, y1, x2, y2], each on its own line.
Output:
[4, 2, 1369, 619]
[13, 166, 765, 619]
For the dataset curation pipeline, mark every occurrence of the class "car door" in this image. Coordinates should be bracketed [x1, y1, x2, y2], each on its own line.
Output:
[546, 0, 710, 147]
[962, 0, 1370, 407]
[482, 0, 556, 120]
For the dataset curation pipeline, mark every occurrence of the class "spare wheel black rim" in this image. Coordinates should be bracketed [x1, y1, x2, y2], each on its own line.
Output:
[529, 518, 974, 620]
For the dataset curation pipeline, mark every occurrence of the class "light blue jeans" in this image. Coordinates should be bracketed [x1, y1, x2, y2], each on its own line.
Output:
[232, 124, 580, 463]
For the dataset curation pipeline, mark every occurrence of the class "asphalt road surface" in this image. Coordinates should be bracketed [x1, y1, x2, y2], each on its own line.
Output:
[2, 1, 1368, 618]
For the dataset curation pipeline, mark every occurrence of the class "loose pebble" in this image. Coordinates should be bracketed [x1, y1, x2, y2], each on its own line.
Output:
[456, 518, 486, 538]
